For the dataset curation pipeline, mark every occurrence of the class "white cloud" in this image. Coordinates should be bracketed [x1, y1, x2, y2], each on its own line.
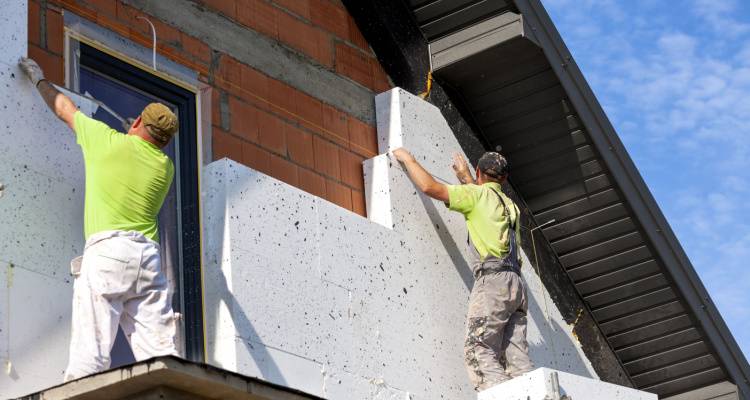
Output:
[657, 32, 697, 58]
[737, 44, 750, 65]
[693, 0, 750, 37]
[694, 0, 736, 14]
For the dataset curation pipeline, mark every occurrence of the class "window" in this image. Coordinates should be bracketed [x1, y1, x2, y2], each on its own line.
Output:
[68, 40, 204, 364]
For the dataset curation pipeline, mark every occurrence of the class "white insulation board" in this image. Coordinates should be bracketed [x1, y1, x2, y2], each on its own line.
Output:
[202, 88, 598, 399]
[0, 1, 85, 397]
[479, 368, 656, 400]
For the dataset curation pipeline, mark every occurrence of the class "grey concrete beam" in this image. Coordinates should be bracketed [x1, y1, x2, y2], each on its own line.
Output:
[124, 0, 376, 124]
[24, 356, 323, 400]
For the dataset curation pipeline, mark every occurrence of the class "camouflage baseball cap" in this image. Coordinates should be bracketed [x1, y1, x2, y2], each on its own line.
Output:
[141, 102, 178, 143]
[477, 152, 509, 178]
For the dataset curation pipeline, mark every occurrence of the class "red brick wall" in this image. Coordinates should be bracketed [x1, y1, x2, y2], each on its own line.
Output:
[29, 0, 392, 216]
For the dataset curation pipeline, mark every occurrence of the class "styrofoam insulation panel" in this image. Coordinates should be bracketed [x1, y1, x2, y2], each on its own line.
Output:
[0, 266, 73, 394]
[0, 2, 87, 397]
[479, 367, 656, 400]
[202, 88, 601, 399]
[0, 0, 26, 69]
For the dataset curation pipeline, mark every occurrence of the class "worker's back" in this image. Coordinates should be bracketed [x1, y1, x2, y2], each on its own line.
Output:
[447, 181, 521, 270]
[74, 112, 174, 242]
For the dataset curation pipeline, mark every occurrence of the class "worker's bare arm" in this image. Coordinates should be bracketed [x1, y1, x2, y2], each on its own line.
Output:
[18, 57, 77, 131]
[452, 153, 475, 184]
[392, 148, 450, 203]
[37, 80, 77, 131]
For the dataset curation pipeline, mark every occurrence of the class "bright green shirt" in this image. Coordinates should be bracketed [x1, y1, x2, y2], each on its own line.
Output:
[74, 111, 174, 242]
[447, 182, 522, 262]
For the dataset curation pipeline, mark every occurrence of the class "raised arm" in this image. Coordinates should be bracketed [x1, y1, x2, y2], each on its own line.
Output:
[19, 58, 77, 131]
[392, 147, 449, 203]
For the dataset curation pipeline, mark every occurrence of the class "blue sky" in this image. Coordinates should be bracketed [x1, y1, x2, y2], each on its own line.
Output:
[541, 0, 750, 359]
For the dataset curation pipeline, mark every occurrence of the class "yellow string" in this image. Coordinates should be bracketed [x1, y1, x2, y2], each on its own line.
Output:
[419, 71, 433, 99]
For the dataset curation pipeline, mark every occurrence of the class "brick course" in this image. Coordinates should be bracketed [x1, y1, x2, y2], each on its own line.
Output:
[31, 0, 392, 216]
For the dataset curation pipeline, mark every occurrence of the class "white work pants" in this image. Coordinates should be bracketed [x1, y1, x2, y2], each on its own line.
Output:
[63, 231, 177, 381]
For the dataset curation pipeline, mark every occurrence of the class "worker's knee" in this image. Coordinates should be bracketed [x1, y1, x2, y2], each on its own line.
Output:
[129, 311, 178, 360]
[466, 317, 487, 343]
[464, 316, 487, 377]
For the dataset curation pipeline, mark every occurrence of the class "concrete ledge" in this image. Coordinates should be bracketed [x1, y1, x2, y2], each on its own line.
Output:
[16, 356, 324, 400]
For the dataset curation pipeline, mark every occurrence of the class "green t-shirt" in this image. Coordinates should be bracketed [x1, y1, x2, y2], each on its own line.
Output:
[447, 182, 522, 262]
[74, 111, 174, 242]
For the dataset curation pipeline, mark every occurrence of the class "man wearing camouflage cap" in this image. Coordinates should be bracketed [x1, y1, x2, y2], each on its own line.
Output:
[392, 147, 533, 391]
[19, 58, 180, 381]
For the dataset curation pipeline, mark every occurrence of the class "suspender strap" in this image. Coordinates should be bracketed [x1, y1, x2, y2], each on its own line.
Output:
[489, 188, 517, 230]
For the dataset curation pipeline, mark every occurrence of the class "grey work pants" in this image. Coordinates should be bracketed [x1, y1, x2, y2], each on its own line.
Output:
[464, 270, 533, 391]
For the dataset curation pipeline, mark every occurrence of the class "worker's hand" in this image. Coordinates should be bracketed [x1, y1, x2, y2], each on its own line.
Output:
[452, 153, 470, 175]
[19, 57, 44, 86]
[391, 147, 415, 163]
[452, 153, 474, 184]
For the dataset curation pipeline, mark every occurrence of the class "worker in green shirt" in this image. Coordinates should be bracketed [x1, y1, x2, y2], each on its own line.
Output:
[392, 147, 533, 391]
[19, 58, 180, 381]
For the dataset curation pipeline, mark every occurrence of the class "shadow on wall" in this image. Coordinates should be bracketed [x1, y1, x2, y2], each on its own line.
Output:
[526, 286, 593, 378]
[203, 178, 286, 386]
[416, 182, 474, 291]
[210, 269, 288, 385]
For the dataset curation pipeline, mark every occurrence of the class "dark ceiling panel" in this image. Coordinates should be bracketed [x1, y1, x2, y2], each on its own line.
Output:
[576, 260, 661, 296]
[534, 188, 620, 223]
[626, 342, 711, 376]
[559, 231, 642, 269]
[633, 354, 719, 388]
[642, 366, 726, 397]
[567, 246, 653, 282]
[467, 67, 558, 109]
[549, 216, 633, 254]
[616, 328, 702, 363]
[584, 273, 669, 309]
[592, 287, 678, 323]
[543, 203, 629, 241]
[600, 301, 685, 336]
[413, 0, 486, 22]
[506, 130, 588, 169]
[526, 173, 611, 212]
[608, 314, 695, 349]
[409, 0, 515, 41]
[484, 85, 568, 120]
